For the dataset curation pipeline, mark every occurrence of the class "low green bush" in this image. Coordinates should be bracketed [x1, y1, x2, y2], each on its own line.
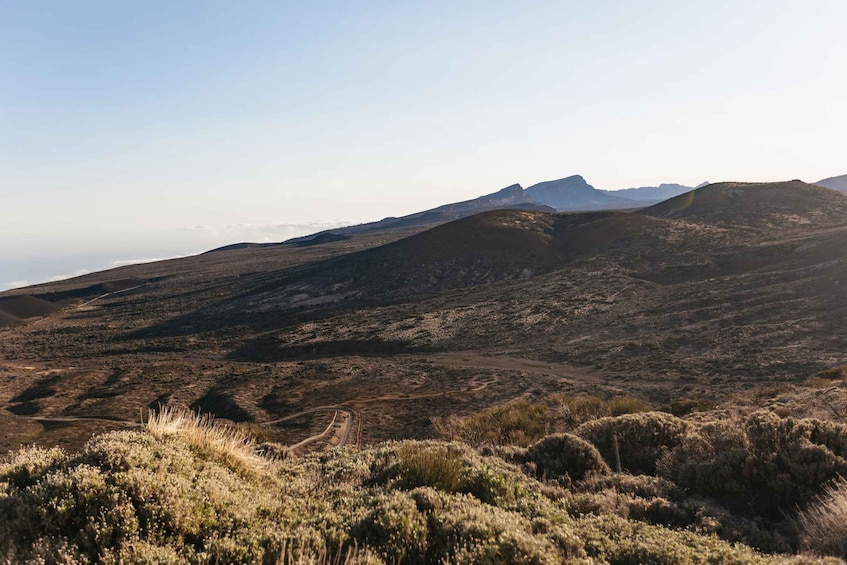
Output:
[394, 444, 467, 492]
[576, 412, 691, 474]
[658, 412, 847, 519]
[558, 393, 650, 429]
[433, 400, 551, 446]
[527, 433, 610, 483]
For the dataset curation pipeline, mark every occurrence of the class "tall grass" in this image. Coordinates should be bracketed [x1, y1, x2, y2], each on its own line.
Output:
[145, 405, 269, 474]
[433, 400, 550, 446]
[798, 478, 847, 558]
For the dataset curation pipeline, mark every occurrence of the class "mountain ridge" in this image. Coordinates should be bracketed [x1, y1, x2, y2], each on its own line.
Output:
[283, 175, 702, 246]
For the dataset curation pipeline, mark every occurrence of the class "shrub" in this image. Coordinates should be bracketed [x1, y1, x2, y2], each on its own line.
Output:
[0, 445, 65, 489]
[576, 412, 691, 474]
[410, 488, 566, 564]
[743, 412, 847, 511]
[0, 418, 820, 563]
[607, 396, 650, 417]
[558, 394, 649, 429]
[387, 443, 530, 508]
[798, 478, 847, 558]
[526, 433, 610, 483]
[658, 412, 847, 521]
[394, 444, 467, 492]
[433, 401, 551, 446]
[664, 398, 714, 417]
[803, 366, 847, 388]
[354, 492, 428, 563]
[574, 514, 769, 564]
[802, 376, 839, 388]
[656, 418, 750, 499]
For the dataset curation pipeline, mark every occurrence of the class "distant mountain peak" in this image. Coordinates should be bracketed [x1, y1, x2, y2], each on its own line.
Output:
[525, 175, 636, 210]
[493, 183, 524, 197]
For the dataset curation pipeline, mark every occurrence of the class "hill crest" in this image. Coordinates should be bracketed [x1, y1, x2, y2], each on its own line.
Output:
[640, 180, 847, 228]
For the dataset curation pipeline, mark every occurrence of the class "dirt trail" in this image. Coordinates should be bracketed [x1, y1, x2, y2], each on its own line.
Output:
[426, 352, 609, 387]
[268, 405, 358, 453]
[24, 282, 151, 329]
[289, 410, 339, 452]
[12, 414, 141, 427]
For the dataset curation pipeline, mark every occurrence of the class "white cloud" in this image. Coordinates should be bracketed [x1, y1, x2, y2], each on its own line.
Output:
[46, 269, 90, 283]
[2, 280, 30, 291]
[110, 254, 197, 267]
[221, 219, 370, 233]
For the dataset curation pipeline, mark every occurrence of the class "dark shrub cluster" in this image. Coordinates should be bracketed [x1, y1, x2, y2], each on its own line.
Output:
[526, 433, 610, 483]
[657, 411, 847, 518]
[575, 412, 692, 474]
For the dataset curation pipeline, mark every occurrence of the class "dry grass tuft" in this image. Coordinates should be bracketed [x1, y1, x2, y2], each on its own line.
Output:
[798, 478, 847, 558]
[559, 393, 650, 428]
[145, 405, 269, 474]
[394, 443, 468, 492]
[433, 400, 550, 446]
[277, 540, 373, 565]
[817, 367, 847, 381]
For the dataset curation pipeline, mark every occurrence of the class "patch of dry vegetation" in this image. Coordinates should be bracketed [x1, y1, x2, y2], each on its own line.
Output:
[433, 400, 550, 446]
[803, 366, 847, 389]
[433, 393, 650, 447]
[145, 405, 270, 474]
[3, 408, 847, 563]
[799, 478, 847, 558]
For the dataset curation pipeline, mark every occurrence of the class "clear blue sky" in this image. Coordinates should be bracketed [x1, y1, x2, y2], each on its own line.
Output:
[2, 0, 846, 288]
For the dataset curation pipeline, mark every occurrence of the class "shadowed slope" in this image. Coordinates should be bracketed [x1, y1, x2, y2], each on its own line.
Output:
[223, 209, 705, 317]
[0, 295, 62, 326]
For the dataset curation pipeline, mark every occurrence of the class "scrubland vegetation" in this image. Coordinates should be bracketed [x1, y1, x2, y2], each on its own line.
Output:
[2, 404, 847, 564]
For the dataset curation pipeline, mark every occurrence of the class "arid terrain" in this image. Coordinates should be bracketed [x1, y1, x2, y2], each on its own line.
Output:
[2, 180, 847, 455]
[6, 180, 847, 562]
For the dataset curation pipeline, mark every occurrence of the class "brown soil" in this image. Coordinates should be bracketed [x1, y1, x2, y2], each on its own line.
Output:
[3, 182, 847, 453]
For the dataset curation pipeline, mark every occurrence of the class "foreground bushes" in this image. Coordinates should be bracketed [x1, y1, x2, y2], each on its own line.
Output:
[433, 400, 551, 446]
[576, 412, 691, 475]
[1, 409, 820, 564]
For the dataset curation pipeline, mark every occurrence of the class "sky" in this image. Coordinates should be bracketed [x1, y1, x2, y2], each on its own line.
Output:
[2, 0, 846, 289]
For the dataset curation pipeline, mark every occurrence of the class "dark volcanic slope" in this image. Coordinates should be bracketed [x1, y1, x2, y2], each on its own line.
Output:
[223, 210, 571, 314]
[210, 209, 716, 321]
[0, 296, 62, 327]
[640, 180, 847, 228]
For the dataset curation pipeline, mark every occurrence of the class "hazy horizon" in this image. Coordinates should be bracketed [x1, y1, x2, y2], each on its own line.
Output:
[3, 0, 846, 289]
[4, 170, 844, 291]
